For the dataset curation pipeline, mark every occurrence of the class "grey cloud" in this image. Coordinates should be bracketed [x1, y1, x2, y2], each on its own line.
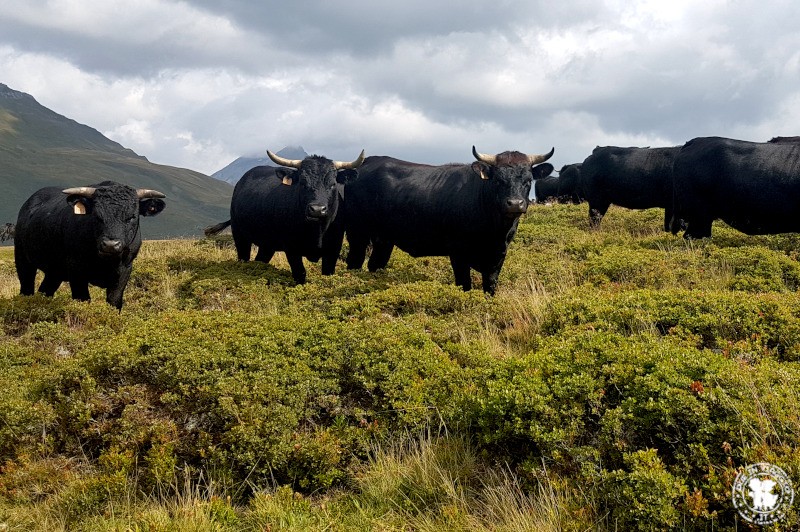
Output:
[0, 0, 798, 175]
[183, 0, 600, 58]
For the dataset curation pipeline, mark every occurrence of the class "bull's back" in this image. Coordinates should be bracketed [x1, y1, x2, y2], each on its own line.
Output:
[675, 137, 800, 233]
[349, 161, 481, 253]
[582, 147, 675, 208]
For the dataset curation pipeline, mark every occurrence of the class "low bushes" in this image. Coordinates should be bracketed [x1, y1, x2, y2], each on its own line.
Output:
[2, 206, 800, 529]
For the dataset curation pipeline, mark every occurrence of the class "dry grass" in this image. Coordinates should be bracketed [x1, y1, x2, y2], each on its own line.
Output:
[357, 432, 596, 532]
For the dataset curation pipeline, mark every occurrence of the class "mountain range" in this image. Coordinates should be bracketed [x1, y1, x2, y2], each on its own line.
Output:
[0, 83, 233, 239]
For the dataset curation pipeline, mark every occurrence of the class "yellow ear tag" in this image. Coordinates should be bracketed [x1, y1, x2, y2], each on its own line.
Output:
[480, 169, 489, 180]
[282, 176, 293, 186]
[73, 202, 87, 215]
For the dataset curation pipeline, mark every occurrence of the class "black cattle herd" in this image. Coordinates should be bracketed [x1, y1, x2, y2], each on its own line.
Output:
[7, 135, 800, 309]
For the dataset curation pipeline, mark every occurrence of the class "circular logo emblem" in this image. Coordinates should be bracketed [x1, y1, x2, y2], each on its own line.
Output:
[732, 462, 794, 525]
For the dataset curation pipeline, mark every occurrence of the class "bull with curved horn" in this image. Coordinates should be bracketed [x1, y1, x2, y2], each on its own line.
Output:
[344, 145, 556, 294]
[205, 148, 366, 285]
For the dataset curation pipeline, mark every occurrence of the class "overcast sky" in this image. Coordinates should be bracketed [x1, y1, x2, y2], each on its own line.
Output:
[1, 0, 798, 175]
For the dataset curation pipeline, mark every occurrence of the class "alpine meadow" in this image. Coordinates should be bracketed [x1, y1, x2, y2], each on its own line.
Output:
[2, 203, 800, 530]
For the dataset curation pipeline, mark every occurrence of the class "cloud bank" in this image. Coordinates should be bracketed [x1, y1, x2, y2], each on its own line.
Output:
[1, 0, 798, 174]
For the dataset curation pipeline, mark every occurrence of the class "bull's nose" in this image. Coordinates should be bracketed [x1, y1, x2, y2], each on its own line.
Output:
[100, 238, 123, 254]
[306, 204, 328, 218]
[506, 198, 527, 212]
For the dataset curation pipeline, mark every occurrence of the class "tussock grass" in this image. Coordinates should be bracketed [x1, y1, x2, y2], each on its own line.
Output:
[356, 432, 591, 531]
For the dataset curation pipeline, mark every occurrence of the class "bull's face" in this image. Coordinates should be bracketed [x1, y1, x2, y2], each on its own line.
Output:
[268, 150, 365, 223]
[275, 158, 348, 222]
[471, 147, 555, 218]
[64, 183, 166, 257]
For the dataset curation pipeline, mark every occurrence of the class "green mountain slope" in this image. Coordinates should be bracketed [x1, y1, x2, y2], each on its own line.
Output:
[0, 83, 232, 239]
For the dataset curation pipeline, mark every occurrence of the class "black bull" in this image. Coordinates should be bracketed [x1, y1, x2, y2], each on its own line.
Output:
[205, 150, 365, 284]
[534, 163, 583, 204]
[578, 146, 680, 229]
[344, 146, 555, 294]
[14, 181, 166, 309]
[672, 136, 800, 239]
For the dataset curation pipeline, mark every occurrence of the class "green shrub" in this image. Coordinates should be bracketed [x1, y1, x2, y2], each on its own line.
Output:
[710, 246, 800, 291]
[0, 295, 68, 335]
[3, 205, 800, 529]
[602, 448, 687, 529]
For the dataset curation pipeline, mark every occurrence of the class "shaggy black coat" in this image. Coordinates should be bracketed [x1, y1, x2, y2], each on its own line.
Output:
[14, 180, 165, 309]
[205, 157, 358, 284]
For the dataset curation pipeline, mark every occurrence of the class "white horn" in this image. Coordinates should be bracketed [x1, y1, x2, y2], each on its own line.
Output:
[472, 146, 497, 165]
[527, 147, 555, 165]
[136, 189, 166, 199]
[62, 187, 96, 197]
[333, 149, 366, 170]
[267, 150, 303, 169]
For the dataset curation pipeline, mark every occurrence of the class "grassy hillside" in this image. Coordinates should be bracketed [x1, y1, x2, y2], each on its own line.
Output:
[0, 84, 232, 239]
[1, 203, 800, 530]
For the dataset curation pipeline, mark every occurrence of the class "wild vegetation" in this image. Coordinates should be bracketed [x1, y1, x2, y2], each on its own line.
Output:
[1, 203, 799, 530]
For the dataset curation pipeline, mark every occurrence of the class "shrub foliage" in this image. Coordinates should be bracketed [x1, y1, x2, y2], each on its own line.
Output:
[2, 207, 800, 529]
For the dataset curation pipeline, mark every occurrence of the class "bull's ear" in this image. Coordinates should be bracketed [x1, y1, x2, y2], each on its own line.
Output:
[471, 161, 491, 180]
[139, 198, 166, 217]
[531, 163, 554, 180]
[275, 168, 295, 186]
[66, 196, 91, 215]
[336, 168, 358, 184]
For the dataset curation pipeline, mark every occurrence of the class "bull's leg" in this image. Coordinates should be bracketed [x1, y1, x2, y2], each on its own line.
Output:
[345, 231, 369, 270]
[15, 257, 36, 296]
[683, 217, 713, 240]
[480, 253, 507, 295]
[321, 253, 337, 275]
[234, 235, 252, 262]
[254, 247, 274, 264]
[286, 253, 307, 284]
[38, 274, 63, 297]
[589, 202, 609, 227]
[663, 208, 673, 232]
[450, 256, 472, 291]
[321, 222, 345, 276]
[481, 269, 501, 296]
[367, 240, 393, 272]
[69, 280, 91, 302]
[105, 266, 132, 310]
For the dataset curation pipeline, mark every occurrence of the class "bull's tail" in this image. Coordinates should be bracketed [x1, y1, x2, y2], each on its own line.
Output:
[204, 220, 231, 237]
[1, 223, 14, 242]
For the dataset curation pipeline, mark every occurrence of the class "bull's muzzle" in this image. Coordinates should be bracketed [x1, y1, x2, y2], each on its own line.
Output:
[504, 198, 528, 215]
[100, 238, 123, 256]
[306, 204, 329, 220]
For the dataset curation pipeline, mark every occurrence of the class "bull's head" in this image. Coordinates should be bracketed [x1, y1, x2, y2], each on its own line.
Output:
[63, 182, 166, 257]
[471, 146, 555, 217]
[267, 149, 365, 222]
